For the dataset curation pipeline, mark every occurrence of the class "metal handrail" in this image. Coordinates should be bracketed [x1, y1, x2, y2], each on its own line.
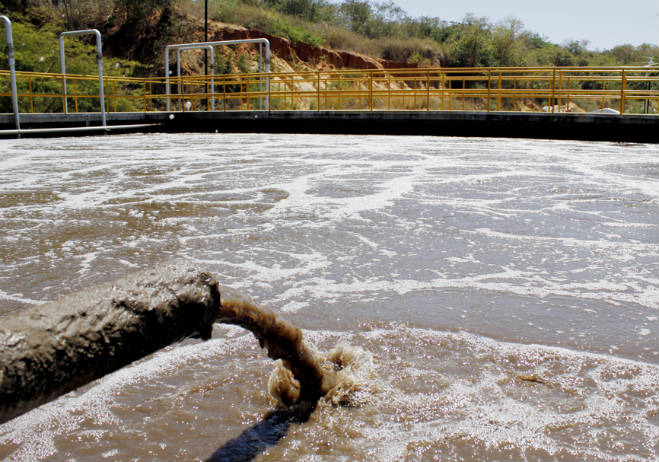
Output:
[1, 65, 657, 115]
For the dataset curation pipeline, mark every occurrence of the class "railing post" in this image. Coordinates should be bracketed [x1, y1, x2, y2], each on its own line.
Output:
[317, 71, 321, 111]
[440, 71, 445, 111]
[28, 76, 34, 113]
[487, 69, 491, 112]
[246, 77, 250, 111]
[447, 77, 452, 110]
[73, 79, 78, 112]
[1, 15, 20, 130]
[426, 71, 430, 111]
[558, 70, 563, 112]
[112, 80, 117, 112]
[497, 71, 502, 111]
[369, 71, 373, 111]
[620, 69, 627, 114]
[387, 73, 391, 111]
[549, 67, 556, 113]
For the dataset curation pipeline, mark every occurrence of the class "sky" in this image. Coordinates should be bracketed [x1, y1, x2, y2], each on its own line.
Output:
[386, 0, 659, 50]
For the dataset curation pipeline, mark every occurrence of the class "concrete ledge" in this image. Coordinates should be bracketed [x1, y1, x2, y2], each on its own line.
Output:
[1, 111, 657, 142]
[164, 111, 659, 143]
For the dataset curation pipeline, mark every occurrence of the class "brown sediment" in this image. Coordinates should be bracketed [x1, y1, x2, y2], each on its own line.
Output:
[516, 374, 548, 385]
[217, 296, 336, 405]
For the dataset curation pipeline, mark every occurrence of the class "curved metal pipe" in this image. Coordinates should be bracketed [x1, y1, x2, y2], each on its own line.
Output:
[165, 39, 270, 112]
[175, 45, 215, 111]
[59, 29, 106, 127]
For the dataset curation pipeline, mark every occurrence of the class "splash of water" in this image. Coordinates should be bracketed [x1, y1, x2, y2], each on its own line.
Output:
[217, 296, 337, 405]
[217, 293, 372, 408]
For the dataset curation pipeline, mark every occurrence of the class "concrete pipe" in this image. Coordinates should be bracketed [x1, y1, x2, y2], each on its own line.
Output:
[0, 266, 220, 424]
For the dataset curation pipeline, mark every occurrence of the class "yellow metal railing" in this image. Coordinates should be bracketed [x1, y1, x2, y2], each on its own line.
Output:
[1, 66, 658, 115]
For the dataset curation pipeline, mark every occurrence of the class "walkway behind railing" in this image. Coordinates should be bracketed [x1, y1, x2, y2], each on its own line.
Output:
[1, 66, 658, 116]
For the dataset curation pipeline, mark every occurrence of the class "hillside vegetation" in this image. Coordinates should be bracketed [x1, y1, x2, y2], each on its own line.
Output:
[208, 0, 658, 68]
[1, 0, 658, 77]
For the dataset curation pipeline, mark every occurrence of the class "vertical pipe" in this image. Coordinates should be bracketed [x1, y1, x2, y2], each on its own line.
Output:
[165, 48, 171, 111]
[95, 30, 106, 127]
[264, 40, 270, 111]
[59, 34, 67, 114]
[176, 49, 183, 111]
[209, 49, 215, 111]
[204, 0, 208, 110]
[0, 16, 20, 130]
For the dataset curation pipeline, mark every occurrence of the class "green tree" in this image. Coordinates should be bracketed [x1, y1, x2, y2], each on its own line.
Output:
[447, 16, 493, 67]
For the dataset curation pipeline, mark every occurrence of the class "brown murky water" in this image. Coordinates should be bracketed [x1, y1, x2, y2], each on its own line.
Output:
[0, 134, 658, 461]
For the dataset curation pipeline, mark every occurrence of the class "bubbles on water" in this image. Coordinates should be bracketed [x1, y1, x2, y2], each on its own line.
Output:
[264, 323, 658, 461]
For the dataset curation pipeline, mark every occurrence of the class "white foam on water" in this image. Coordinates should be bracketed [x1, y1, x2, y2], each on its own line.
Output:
[0, 289, 43, 305]
[1, 134, 658, 460]
[320, 326, 659, 462]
